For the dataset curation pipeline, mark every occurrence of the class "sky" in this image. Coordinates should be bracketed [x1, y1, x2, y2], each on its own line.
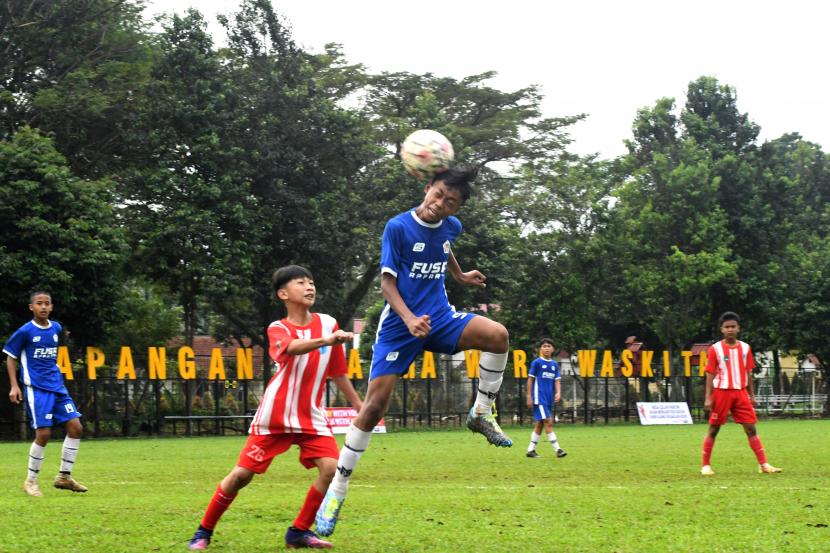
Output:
[145, 0, 829, 159]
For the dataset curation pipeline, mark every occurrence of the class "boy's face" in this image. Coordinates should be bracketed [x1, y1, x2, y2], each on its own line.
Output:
[277, 277, 316, 307]
[540, 343, 554, 358]
[720, 320, 740, 341]
[29, 294, 53, 320]
[419, 180, 464, 223]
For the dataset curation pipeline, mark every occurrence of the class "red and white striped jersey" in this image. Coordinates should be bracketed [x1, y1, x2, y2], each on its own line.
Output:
[249, 313, 347, 436]
[706, 340, 755, 390]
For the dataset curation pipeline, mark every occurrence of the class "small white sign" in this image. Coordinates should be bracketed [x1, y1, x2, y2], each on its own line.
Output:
[636, 402, 693, 425]
[325, 407, 386, 434]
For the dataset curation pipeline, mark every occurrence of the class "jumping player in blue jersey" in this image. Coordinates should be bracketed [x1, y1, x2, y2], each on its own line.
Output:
[4, 292, 87, 496]
[316, 166, 512, 536]
[525, 338, 566, 458]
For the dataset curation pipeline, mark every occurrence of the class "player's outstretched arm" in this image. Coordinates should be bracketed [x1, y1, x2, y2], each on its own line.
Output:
[331, 375, 363, 413]
[447, 250, 486, 288]
[381, 273, 431, 338]
[285, 330, 354, 356]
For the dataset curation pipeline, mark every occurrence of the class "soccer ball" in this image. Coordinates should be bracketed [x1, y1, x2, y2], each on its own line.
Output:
[400, 129, 454, 179]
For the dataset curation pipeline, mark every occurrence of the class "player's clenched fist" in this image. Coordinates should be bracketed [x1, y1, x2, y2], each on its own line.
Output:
[405, 314, 431, 338]
[326, 330, 354, 345]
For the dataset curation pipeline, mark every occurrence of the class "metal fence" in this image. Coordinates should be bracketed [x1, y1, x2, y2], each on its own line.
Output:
[0, 355, 825, 440]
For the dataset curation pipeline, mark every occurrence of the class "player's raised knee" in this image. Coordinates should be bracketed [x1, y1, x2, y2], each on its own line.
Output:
[488, 322, 509, 353]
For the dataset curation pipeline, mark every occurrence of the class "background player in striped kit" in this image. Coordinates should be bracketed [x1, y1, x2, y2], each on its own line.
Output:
[3, 291, 87, 496]
[187, 265, 362, 550]
[525, 338, 566, 458]
[700, 311, 781, 476]
[316, 167, 513, 538]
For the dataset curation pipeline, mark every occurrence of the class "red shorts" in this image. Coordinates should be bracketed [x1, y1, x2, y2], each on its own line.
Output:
[708, 388, 757, 425]
[237, 432, 339, 473]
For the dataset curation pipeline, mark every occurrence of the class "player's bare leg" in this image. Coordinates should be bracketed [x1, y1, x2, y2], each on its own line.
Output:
[317, 375, 397, 536]
[458, 317, 512, 447]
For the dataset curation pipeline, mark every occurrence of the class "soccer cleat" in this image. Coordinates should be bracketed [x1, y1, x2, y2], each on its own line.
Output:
[315, 490, 345, 537]
[759, 463, 782, 474]
[23, 478, 43, 497]
[466, 407, 512, 447]
[285, 526, 333, 549]
[187, 527, 213, 550]
[700, 465, 715, 476]
[526, 450, 540, 458]
[54, 473, 88, 492]
[556, 448, 568, 458]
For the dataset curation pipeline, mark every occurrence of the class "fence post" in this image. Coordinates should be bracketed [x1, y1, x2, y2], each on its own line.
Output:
[624, 379, 630, 422]
[427, 378, 432, 427]
[583, 377, 590, 424]
[604, 377, 609, 424]
[402, 379, 408, 428]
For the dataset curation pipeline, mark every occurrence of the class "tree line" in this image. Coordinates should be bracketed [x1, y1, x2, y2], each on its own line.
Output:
[1, 0, 827, 401]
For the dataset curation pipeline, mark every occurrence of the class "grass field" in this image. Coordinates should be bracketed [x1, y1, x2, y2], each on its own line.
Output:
[0, 419, 828, 552]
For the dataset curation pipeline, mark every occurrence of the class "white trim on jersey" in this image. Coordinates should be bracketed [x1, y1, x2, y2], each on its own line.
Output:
[410, 210, 442, 229]
[2, 348, 18, 359]
[21, 350, 31, 386]
[533, 378, 539, 404]
[538, 405, 548, 419]
[381, 266, 398, 278]
[26, 385, 36, 424]
[375, 304, 392, 344]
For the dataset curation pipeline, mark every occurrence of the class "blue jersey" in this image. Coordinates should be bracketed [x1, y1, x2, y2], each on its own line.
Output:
[3, 320, 66, 393]
[379, 209, 462, 321]
[529, 357, 560, 406]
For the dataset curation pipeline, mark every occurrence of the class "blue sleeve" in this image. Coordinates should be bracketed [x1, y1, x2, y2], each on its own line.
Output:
[3, 326, 28, 359]
[380, 219, 404, 278]
[528, 358, 539, 379]
[449, 216, 462, 241]
[54, 321, 63, 337]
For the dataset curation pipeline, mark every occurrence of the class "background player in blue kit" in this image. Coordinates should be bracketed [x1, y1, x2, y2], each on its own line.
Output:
[525, 338, 566, 458]
[4, 291, 87, 496]
[316, 167, 512, 536]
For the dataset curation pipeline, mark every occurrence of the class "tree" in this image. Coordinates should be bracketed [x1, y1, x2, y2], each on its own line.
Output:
[0, 0, 152, 178]
[0, 127, 126, 345]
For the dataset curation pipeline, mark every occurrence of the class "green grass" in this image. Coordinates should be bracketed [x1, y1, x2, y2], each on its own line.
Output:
[0, 420, 828, 552]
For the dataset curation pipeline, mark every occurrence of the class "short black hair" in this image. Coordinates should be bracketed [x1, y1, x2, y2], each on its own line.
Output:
[718, 311, 741, 326]
[430, 166, 477, 202]
[29, 290, 52, 303]
[539, 338, 555, 348]
[271, 265, 313, 294]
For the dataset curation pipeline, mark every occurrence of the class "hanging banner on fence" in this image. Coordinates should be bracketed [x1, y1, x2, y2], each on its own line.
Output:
[636, 402, 693, 425]
[325, 408, 386, 434]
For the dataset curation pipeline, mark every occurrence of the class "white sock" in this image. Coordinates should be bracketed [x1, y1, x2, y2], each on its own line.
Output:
[60, 437, 81, 474]
[528, 431, 539, 452]
[547, 431, 560, 450]
[474, 351, 507, 415]
[329, 425, 372, 497]
[28, 442, 46, 481]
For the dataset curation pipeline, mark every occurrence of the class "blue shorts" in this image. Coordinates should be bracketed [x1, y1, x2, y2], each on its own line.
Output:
[532, 404, 554, 422]
[24, 386, 81, 429]
[370, 307, 477, 379]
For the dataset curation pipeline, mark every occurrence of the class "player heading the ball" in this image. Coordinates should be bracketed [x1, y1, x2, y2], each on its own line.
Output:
[316, 166, 512, 538]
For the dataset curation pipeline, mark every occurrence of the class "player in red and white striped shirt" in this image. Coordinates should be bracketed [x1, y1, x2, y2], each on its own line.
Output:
[700, 311, 781, 476]
[188, 265, 363, 550]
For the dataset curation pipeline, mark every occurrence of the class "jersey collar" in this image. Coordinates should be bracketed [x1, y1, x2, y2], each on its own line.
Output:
[410, 209, 443, 229]
[31, 320, 52, 330]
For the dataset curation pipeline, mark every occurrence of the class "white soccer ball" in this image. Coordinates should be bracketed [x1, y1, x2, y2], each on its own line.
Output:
[400, 129, 454, 179]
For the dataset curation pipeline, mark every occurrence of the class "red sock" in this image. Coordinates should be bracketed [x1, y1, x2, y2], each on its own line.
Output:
[748, 435, 767, 464]
[292, 485, 325, 531]
[200, 484, 238, 531]
[702, 435, 715, 466]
